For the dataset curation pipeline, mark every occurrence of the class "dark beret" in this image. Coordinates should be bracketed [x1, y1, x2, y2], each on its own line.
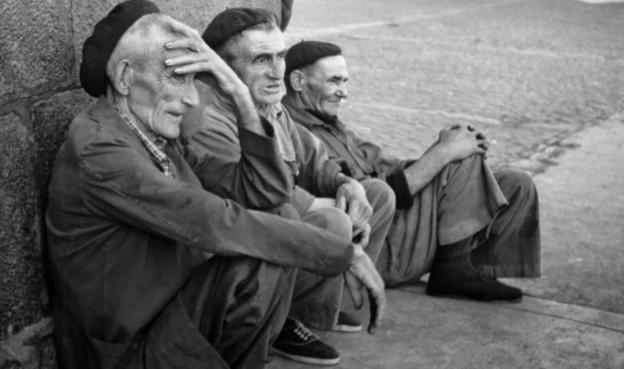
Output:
[80, 0, 160, 97]
[202, 7, 278, 50]
[285, 41, 342, 82]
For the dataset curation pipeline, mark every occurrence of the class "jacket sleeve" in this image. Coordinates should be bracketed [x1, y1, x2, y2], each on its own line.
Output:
[351, 132, 416, 209]
[291, 120, 350, 197]
[78, 138, 352, 277]
[182, 113, 294, 210]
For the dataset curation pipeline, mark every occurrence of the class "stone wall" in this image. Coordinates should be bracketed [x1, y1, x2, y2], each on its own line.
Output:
[0, 1, 280, 367]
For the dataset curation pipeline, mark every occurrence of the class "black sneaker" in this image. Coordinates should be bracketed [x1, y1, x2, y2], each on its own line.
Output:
[272, 317, 340, 366]
[330, 312, 363, 333]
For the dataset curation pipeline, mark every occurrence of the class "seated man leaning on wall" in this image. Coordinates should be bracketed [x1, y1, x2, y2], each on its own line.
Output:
[180, 8, 393, 367]
[282, 40, 541, 301]
[46, 2, 386, 368]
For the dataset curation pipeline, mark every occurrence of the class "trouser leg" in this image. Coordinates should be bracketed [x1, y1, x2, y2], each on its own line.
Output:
[180, 257, 296, 369]
[360, 178, 396, 262]
[436, 154, 508, 246]
[472, 169, 541, 277]
[377, 155, 505, 285]
[289, 207, 352, 330]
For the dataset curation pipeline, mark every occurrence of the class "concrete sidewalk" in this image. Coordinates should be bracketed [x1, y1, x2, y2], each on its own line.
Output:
[269, 117, 624, 368]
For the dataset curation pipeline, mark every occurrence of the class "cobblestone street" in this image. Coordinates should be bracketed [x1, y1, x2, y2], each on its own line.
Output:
[287, 0, 624, 172]
[271, 1, 624, 368]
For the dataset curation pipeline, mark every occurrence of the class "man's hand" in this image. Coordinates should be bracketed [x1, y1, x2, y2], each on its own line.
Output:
[335, 179, 372, 235]
[344, 243, 386, 335]
[162, 20, 245, 96]
[352, 223, 371, 249]
[437, 123, 489, 162]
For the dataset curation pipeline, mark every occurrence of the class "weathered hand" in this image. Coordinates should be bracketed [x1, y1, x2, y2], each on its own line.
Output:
[352, 223, 371, 249]
[335, 180, 372, 233]
[162, 20, 244, 96]
[437, 122, 488, 162]
[344, 244, 386, 334]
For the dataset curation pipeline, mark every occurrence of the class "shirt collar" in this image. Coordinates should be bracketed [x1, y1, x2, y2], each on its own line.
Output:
[113, 105, 175, 178]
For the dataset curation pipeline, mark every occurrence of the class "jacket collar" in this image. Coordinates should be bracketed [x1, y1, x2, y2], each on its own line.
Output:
[282, 93, 343, 131]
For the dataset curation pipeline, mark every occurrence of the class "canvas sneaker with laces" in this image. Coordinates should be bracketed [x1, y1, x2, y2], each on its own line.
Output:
[272, 317, 340, 366]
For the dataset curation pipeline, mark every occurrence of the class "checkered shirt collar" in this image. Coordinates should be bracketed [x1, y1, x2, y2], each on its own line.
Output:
[115, 107, 174, 178]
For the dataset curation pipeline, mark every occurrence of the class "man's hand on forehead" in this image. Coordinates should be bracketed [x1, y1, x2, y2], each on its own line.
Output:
[160, 20, 244, 96]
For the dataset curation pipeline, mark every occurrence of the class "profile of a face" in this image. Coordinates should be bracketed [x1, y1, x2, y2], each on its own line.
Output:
[113, 22, 199, 139]
[300, 55, 349, 118]
[229, 27, 286, 106]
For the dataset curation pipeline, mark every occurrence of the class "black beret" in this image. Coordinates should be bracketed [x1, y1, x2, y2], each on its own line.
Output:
[202, 7, 278, 50]
[285, 41, 342, 84]
[80, 0, 160, 97]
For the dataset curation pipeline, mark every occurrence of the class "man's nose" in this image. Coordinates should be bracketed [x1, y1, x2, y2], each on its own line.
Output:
[336, 83, 348, 99]
[182, 83, 199, 108]
[268, 59, 285, 80]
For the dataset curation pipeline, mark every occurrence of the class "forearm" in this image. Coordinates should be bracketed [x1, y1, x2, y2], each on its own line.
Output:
[228, 83, 266, 135]
[404, 143, 453, 195]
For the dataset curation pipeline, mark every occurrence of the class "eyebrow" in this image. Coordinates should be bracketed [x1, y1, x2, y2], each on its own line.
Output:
[252, 49, 287, 60]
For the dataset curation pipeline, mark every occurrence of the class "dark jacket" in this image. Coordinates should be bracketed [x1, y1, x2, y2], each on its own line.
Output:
[283, 95, 415, 208]
[46, 98, 353, 368]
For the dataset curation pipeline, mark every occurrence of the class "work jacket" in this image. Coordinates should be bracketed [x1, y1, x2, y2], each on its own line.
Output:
[181, 85, 349, 213]
[283, 95, 415, 208]
[46, 98, 353, 368]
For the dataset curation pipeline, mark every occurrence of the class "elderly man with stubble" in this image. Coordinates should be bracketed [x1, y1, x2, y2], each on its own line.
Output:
[45, 2, 383, 368]
[282, 40, 541, 302]
[180, 8, 393, 367]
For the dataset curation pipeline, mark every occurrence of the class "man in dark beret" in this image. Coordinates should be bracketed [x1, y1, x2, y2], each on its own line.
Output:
[46, 1, 364, 368]
[180, 7, 393, 367]
[282, 40, 541, 301]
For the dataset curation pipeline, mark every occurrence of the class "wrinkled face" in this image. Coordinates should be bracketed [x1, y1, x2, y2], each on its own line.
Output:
[228, 27, 286, 105]
[300, 55, 349, 117]
[126, 43, 199, 139]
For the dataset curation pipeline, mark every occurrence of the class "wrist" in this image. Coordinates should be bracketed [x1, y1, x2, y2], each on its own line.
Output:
[431, 142, 454, 165]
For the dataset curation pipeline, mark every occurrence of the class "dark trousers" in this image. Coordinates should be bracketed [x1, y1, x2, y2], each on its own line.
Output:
[124, 257, 296, 369]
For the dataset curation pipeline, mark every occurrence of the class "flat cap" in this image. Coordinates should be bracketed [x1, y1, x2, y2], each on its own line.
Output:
[80, 0, 160, 97]
[202, 7, 278, 50]
[285, 41, 342, 81]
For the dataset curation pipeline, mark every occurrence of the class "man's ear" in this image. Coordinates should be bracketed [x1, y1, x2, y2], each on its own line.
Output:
[110, 60, 133, 96]
[289, 69, 306, 92]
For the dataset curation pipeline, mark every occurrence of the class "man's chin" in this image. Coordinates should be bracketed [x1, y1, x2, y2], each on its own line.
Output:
[255, 91, 284, 106]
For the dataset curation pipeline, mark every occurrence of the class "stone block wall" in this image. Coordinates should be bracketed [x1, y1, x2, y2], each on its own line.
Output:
[0, 1, 280, 368]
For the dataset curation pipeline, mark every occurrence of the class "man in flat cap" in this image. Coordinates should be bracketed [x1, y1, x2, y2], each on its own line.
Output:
[180, 7, 393, 366]
[283, 40, 541, 301]
[46, 1, 375, 368]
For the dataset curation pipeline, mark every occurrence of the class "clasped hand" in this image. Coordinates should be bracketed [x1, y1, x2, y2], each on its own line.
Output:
[335, 179, 372, 236]
[437, 122, 489, 162]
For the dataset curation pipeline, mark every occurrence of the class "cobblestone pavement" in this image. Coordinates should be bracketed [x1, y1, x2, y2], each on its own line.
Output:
[286, 0, 624, 174]
[284, 0, 624, 314]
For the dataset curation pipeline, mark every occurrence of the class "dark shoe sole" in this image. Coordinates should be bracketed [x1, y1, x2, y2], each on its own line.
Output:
[272, 348, 340, 366]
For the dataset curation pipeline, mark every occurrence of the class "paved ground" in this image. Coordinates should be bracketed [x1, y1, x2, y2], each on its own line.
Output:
[270, 0, 624, 368]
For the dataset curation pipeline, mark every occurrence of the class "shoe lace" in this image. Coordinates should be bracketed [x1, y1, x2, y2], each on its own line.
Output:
[293, 320, 318, 342]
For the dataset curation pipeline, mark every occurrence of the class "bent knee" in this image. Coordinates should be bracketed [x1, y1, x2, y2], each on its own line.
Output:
[362, 178, 396, 214]
[497, 169, 537, 196]
[305, 207, 353, 240]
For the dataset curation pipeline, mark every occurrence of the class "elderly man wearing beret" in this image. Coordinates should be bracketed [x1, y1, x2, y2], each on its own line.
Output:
[282, 40, 541, 302]
[180, 7, 394, 367]
[45, 1, 378, 368]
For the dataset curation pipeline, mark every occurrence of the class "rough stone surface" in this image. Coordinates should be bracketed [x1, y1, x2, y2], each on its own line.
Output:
[0, 0, 74, 104]
[70, 0, 281, 81]
[32, 90, 93, 206]
[0, 318, 55, 369]
[0, 114, 41, 339]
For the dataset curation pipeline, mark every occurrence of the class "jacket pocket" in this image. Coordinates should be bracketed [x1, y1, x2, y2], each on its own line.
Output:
[87, 335, 138, 369]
